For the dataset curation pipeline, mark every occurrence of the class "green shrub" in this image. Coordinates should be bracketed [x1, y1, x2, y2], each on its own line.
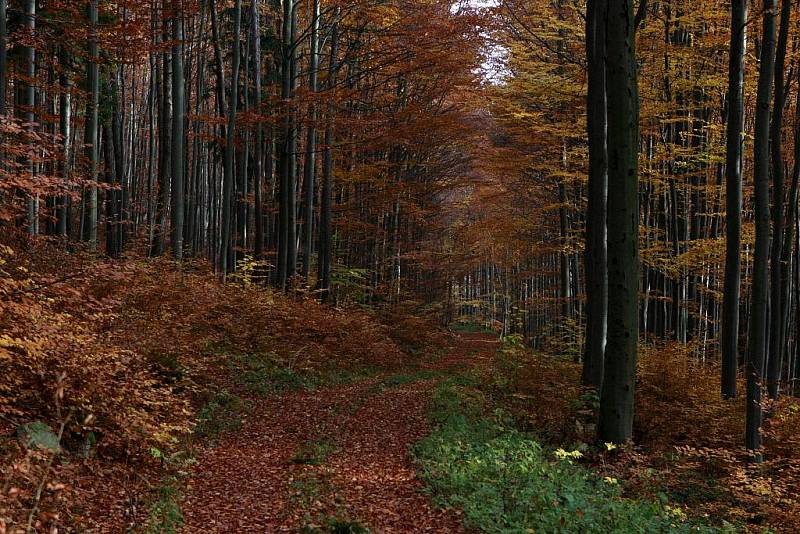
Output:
[142, 477, 183, 534]
[414, 379, 731, 534]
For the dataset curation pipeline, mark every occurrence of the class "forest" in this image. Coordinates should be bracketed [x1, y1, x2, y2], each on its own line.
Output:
[1, 0, 799, 532]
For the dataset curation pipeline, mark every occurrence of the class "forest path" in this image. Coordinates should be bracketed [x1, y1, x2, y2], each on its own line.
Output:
[179, 332, 498, 533]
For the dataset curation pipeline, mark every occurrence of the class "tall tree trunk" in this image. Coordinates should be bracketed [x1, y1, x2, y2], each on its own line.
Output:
[302, 0, 320, 282]
[252, 0, 264, 262]
[747, 0, 778, 461]
[83, 0, 99, 251]
[152, 9, 171, 256]
[318, 13, 339, 300]
[0, 0, 7, 116]
[582, 0, 607, 390]
[171, 0, 185, 260]
[278, 0, 297, 289]
[598, 0, 640, 444]
[767, 0, 791, 399]
[721, 0, 747, 399]
[57, 50, 72, 238]
[23, 0, 36, 235]
[220, 0, 243, 279]
[778, 87, 800, 398]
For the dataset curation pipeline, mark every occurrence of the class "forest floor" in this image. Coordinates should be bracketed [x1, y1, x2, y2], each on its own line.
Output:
[179, 333, 498, 533]
[3, 246, 799, 533]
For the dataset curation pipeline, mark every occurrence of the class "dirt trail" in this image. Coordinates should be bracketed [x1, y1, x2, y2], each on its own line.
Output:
[180, 333, 497, 533]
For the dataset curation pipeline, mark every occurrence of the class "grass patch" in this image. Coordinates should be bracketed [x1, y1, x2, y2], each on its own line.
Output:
[414, 376, 732, 534]
[382, 369, 438, 387]
[302, 517, 371, 534]
[141, 477, 184, 534]
[194, 390, 247, 438]
[293, 439, 337, 466]
[450, 321, 496, 334]
[228, 353, 320, 395]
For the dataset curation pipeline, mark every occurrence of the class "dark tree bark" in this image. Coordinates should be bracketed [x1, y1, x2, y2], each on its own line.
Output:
[251, 0, 264, 262]
[767, 0, 791, 399]
[747, 0, 778, 460]
[721, 0, 747, 399]
[220, 0, 243, 278]
[82, 1, 99, 251]
[598, 0, 640, 444]
[582, 0, 608, 390]
[23, 0, 36, 235]
[302, 0, 320, 282]
[171, 0, 186, 260]
[0, 0, 7, 116]
[318, 14, 339, 301]
[278, 0, 298, 289]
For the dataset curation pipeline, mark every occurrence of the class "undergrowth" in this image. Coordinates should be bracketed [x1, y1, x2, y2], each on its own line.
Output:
[414, 375, 730, 533]
[141, 477, 184, 534]
[488, 334, 800, 532]
[194, 390, 247, 438]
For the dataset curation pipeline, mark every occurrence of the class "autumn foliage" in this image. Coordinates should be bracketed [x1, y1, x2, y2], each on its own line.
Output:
[0, 235, 418, 531]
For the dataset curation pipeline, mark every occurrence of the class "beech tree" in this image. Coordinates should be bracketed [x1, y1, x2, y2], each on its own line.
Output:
[597, 0, 640, 444]
[720, 0, 747, 400]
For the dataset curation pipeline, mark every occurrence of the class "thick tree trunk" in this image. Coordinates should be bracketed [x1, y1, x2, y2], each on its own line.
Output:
[721, 0, 747, 399]
[598, 0, 639, 444]
[582, 0, 608, 390]
[747, 0, 778, 460]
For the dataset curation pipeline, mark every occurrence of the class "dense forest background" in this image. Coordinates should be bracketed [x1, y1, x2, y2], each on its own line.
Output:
[1, 0, 800, 532]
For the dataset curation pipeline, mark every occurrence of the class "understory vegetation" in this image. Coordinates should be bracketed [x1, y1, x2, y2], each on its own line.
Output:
[450, 336, 800, 532]
[0, 238, 422, 532]
[415, 373, 728, 533]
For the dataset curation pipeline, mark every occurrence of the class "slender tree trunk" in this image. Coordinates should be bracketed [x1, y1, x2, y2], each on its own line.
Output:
[779, 88, 800, 398]
[171, 0, 186, 260]
[83, 1, 99, 251]
[278, 0, 297, 289]
[252, 0, 264, 262]
[23, 0, 36, 235]
[318, 14, 339, 300]
[57, 52, 72, 238]
[747, 0, 778, 461]
[582, 0, 607, 390]
[721, 0, 747, 399]
[220, 0, 242, 279]
[302, 0, 320, 282]
[0, 0, 7, 116]
[767, 0, 791, 399]
[598, 0, 640, 444]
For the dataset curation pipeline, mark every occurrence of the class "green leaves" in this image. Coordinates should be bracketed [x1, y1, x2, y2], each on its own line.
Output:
[414, 379, 727, 534]
[17, 421, 60, 453]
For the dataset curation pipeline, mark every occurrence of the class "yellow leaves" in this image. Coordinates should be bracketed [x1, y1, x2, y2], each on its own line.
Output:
[554, 448, 583, 461]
